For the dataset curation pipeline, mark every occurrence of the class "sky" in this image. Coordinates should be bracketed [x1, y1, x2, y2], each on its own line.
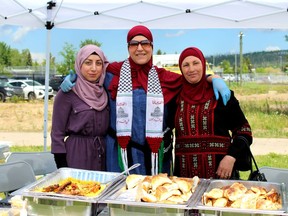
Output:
[0, 25, 288, 64]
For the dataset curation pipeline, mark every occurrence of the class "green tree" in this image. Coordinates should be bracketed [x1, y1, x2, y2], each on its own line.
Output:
[285, 36, 288, 72]
[241, 57, 250, 73]
[0, 64, 10, 76]
[21, 49, 32, 66]
[10, 49, 22, 66]
[41, 53, 56, 68]
[57, 40, 102, 75]
[0, 42, 11, 66]
[221, 60, 231, 73]
[57, 42, 77, 75]
[80, 39, 102, 48]
[156, 49, 162, 55]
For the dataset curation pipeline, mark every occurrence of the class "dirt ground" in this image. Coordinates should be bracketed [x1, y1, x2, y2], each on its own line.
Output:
[235, 91, 288, 101]
[0, 92, 287, 155]
[0, 92, 286, 133]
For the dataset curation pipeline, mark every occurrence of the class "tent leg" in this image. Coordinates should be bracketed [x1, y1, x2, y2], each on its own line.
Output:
[43, 29, 51, 151]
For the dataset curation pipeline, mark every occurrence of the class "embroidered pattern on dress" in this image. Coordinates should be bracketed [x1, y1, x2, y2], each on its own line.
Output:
[175, 98, 231, 178]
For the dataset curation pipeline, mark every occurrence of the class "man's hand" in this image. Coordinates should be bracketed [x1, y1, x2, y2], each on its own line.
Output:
[212, 77, 231, 106]
[60, 70, 77, 92]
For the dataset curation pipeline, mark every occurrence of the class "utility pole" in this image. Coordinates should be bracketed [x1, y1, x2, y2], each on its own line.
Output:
[235, 53, 237, 78]
[279, 55, 283, 72]
[239, 31, 244, 85]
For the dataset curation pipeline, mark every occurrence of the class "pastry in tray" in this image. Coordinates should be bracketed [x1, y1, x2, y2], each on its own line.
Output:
[202, 182, 282, 210]
[125, 173, 200, 204]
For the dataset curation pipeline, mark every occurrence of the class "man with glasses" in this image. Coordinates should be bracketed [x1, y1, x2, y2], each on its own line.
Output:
[60, 25, 230, 175]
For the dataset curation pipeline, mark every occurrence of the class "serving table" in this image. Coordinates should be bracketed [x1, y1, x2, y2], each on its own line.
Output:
[10, 168, 288, 216]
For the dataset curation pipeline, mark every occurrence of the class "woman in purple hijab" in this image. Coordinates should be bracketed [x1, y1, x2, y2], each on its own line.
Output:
[51, 44, 109, 171]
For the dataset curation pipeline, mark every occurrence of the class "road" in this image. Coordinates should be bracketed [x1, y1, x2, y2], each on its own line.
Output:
[0, 132, 287, 155]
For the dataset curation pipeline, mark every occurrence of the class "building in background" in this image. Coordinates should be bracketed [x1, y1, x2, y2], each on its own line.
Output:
[153, 54, 214, 75]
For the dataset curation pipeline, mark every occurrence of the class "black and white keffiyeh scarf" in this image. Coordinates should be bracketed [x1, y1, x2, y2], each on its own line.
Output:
[116, 59, 164, 175]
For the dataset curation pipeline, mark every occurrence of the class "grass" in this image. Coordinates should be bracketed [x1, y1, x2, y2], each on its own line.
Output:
[240, 153, 288, 180]
[232, 83, 288, 138]
[229, 82, 288, 95]
[247, 112, 288, 137]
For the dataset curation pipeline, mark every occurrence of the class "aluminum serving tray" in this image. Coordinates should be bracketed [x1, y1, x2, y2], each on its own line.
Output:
[193, 179, 287, 215]
[13, 168, 126, 203]
[100, 177, 208, 210]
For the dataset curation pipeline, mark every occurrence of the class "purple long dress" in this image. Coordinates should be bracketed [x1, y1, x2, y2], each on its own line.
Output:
[51, 90, 109, 171]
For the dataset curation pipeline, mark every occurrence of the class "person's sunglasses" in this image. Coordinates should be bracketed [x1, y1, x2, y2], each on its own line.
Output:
[128, 40, 153, 49]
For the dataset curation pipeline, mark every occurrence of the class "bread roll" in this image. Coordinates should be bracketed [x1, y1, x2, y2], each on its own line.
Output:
[126, 174, 145, 190]
[151, 173, 172, 191]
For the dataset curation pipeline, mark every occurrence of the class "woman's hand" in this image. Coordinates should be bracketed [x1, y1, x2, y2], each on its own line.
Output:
[211, 77, 231, 106]
[216, 155, 236, 179]
[60, 70, 77, 92]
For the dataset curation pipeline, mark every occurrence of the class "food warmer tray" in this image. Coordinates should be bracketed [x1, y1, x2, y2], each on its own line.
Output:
[12, 167, 126, 203]
[192, 179, 288, 215]
[100, 178, 209, 210]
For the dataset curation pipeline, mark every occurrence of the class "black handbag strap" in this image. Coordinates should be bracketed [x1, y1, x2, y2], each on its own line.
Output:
[246, 142, 267, 182]
[247, 145, 260, 172]
[242, 138, 260, 172]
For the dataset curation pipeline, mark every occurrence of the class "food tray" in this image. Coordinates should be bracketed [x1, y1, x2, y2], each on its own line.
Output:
[100, 178, 208, 210]
[194, 179, 287, 215]
[13, 168, 126, 203]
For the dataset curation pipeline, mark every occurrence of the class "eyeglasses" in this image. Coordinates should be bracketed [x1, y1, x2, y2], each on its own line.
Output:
[128, 40, 153, 49]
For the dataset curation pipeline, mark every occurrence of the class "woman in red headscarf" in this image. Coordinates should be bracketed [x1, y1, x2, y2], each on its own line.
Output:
[60, 25, 231, 175]
[104, 26, 232, 175]
[105, 25, 181, 175]
[174, 47, 252, 179]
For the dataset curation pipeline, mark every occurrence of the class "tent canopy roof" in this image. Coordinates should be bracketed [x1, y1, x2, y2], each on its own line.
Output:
[1, 0, 288, 30]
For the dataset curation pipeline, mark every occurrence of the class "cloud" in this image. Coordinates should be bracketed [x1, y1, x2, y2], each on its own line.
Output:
[31, 52, 46, 63]
[0, 25, 13, 36]
[12, 27, 33, 42]
[265, 46, 280, 51]
[165, 30, 185, 38]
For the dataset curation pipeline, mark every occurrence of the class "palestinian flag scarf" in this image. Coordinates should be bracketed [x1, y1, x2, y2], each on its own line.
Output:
[116, 59, 164, 175]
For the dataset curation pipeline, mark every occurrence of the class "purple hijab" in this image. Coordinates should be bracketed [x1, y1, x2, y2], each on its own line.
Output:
[72, 44, 109, 111]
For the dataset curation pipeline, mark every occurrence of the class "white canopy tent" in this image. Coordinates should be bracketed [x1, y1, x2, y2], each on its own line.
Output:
[1, 0, 288, 29]
[1, 0, 288, 149]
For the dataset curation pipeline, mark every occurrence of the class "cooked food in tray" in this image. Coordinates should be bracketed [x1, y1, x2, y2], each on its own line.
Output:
[125, 173, 200, 204]
[35, 177, 105, 197]
[202, 182, 282, 210]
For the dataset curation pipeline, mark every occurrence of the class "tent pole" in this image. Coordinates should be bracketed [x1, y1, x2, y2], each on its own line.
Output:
[43, 1, 55, 151]
[43, 29, 51, 151]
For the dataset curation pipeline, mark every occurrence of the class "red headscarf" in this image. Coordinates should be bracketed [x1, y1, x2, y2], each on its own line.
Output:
[127, 25, 153, 43]
[107, 25, 182, 104]
[178, 47, 214, 105]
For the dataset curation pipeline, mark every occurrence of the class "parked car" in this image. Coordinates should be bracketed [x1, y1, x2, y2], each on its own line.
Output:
[8, 79, 54, 100]
[0, 77, 9, 102]
[49, 75, 65, 92]
[0, 77, 24, 101]
[0, 76, 9, 83]
[0, 86, 8, 102]
[5, 82, 25, 98]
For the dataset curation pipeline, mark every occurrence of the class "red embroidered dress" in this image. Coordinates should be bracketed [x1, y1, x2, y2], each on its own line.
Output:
[174, 92, 252, 179]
